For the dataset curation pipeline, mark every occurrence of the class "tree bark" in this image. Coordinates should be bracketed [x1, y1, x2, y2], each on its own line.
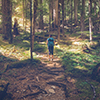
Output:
[0, 0, 1, 13]
[80, 0, 85, 36]
[61, 0, 64, 36]
[74, 0, 78, 25]
[9, 1, 13, 43]
[32, 0, 38, 51]
[98, 0, 100, 31]
[30, 0, 33, 60]
[22, 0, 25, 27]
[99, 0, 100, 16]
[89, 0, 92, 41]
[94, 2, 96, 16]
[24, 0, 27, 33]
[49, 0, 53, 31]
[2, 0, 13, 43]
[58, 0, 60, 44]
[71, 0, 73, 34]
[39, 0, 43, 29]
[53, 2, 56, 29]
[54, 0, 60, 43]
[55, 0, 58, 27]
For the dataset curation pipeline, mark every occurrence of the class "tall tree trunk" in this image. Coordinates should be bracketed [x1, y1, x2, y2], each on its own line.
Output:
[74, 0, 78, 25]
[53, 3, 56, 29]
[99, 0, 100, 16]
[81, 0, 85, 36]
[51, 1, 53, 29]
[98, 0, 100, 31]
[55, 0, 58, 27]
[0, 0, 1, 29]
[58, 0, 60, 44]
[32, 0, 38, 51]
[9, 0, 13, 43]
[22, 0, 25, 27]
[49, 0, 53, 31]
[2, 0, 4, 36]
[30, 0, 33, 60]
[71, 0, 73, 34]
[2, 0, 13, 43]
[89, 0, 92, 41]
[94, 2, 96, 16]
[39, 0, 43, 29]
[25, 0, 27, 32]
[61, 0, 64, 36]
[0, 0, 1, 14]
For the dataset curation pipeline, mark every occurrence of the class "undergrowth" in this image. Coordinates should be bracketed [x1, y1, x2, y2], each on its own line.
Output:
[59, 41, 100, 99]
[0, 32, 100, 99]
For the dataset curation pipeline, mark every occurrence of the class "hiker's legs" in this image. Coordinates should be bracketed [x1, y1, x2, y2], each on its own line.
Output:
[48, 45, 54, 60]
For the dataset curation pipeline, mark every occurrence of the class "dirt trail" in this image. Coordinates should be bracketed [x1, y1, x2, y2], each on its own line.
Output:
[0, 53, 76, 100]
[33, 53, 67, 100]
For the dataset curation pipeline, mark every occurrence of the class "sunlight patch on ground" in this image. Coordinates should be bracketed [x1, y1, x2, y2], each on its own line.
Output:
[67, 77, 77, 83]
[75, 66, 88, 70]
[54, 45, 60, 48]
[72, 42, 84, 45]
[38, 42, 46, 44]
[0, 46, 30, 61]
[68, 49, 81, 53]
[46, 63, 62, 68]
[55, 75, 64, 80]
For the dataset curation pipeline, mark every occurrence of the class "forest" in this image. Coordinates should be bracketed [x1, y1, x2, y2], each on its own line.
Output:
[0, 0, 100, 100]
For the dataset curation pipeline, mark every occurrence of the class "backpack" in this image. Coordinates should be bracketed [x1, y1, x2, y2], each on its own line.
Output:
[48, 38, 54, 46]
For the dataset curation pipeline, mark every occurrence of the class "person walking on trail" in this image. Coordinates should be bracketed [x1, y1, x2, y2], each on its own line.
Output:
[46, 35, 55, 61]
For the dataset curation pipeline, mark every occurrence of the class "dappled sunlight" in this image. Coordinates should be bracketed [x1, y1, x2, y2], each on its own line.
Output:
[67, 77, 77, 84]
[0, 33, 48, 61]
[0, 45, 29, 61]
[0, 0, 100, 99]
[72, 41, 84, 45]
[46, 62, 62, 68]
[23, 40, 30, 44]
[74, 66, 88, 71]
[68, 48, 81, 53]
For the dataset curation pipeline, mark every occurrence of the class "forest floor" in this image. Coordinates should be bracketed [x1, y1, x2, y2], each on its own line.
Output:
[0, 31, 100, 100]
[0, 53, 68, 100]
[0, 51, 90, 100]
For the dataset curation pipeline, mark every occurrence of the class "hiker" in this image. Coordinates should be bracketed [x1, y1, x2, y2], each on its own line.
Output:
[46, 35, 55, 61]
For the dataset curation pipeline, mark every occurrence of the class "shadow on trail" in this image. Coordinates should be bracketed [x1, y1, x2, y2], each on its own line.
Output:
[0, 53, 18, 75]
[61, 51, 99, 100]
[13, 33, 47, 51]
[61, 52, 96, 80]
[0, 83, 13, 100]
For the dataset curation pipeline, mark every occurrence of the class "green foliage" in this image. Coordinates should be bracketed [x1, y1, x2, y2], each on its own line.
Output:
[38, 2, 49, 16]
[76, 80, 93, 99]
[33, 43, 46, 53]
[54, 47, 64, 56]
[62, 52, 99, 73]
[58, 38, 100, 100]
